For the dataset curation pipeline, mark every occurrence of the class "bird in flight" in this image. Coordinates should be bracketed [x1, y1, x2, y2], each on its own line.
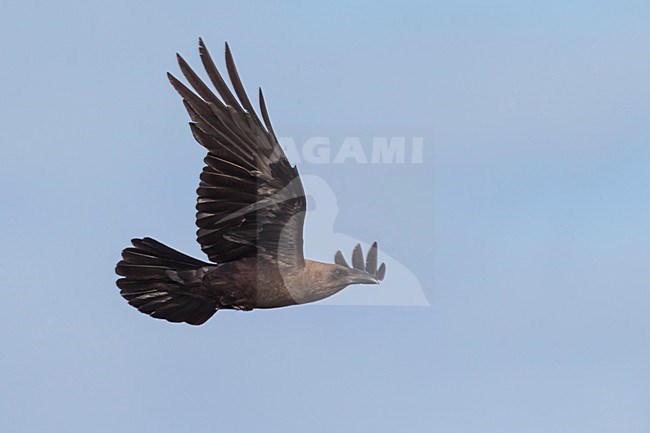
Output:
[115, 40, 386, 325]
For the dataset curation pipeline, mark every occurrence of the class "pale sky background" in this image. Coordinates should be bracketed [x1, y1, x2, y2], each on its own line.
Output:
[1, 1, 649, 432]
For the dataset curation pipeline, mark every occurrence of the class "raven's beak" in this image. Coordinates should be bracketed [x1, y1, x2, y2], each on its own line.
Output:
[348, 269, 379, 285]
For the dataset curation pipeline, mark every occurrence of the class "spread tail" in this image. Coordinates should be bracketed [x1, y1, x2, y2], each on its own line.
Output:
[115, 237, 218, 325]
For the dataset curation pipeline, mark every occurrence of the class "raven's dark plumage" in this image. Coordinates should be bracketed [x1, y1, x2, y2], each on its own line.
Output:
[116, 40, 386, 325]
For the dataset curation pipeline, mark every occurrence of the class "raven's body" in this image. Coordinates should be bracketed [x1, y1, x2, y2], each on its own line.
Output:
[116, 40, 385, 325]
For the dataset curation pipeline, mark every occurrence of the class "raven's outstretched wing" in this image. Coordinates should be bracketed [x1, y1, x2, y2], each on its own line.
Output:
[168, 40, 306, 267]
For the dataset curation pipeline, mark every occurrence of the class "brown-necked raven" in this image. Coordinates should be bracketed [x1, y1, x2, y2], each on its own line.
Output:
[115, 40, 385, 325]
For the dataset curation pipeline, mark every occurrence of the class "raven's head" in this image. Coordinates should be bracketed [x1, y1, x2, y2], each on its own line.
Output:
[297, 243, 385, 304]
[331, 242, 386, 287]
[328, 264, 380, 288]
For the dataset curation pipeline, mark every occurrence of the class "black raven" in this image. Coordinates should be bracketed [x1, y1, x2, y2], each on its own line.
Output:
[115, 40, 385, 325]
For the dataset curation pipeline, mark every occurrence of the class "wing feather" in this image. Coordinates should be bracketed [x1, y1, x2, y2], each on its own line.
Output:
[169, 40, 306, 267]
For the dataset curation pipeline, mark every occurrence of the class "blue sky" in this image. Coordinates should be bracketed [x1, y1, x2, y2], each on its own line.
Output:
[1, 1, 649, 432]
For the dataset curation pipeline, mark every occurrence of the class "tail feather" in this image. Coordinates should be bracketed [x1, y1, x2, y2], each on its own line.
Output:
[115, 237, 218, 325]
